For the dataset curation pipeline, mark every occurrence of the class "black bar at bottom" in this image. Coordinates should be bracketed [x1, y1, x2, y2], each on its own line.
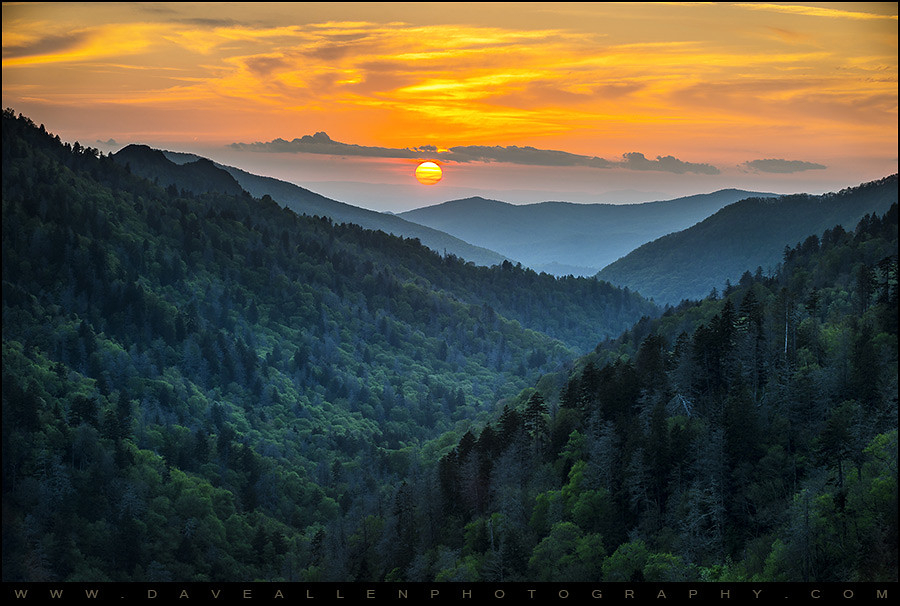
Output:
[4, 582, 897, 604]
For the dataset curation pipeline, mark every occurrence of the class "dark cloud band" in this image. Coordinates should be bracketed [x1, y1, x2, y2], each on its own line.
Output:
[741, 158, 827, 173]
[229, 133, 720, 175]
[621, 152, 720, 175]
[229, 132, 423, 159]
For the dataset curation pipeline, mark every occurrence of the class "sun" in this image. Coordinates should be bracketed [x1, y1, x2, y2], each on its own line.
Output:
[415, 161, 443, 185]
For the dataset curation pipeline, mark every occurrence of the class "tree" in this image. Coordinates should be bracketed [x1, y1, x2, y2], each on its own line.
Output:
[643, 552, 696, 582]
[856, 264, 875, 313]
[602, 540, 649, 582]
[523, 392, 548, 452]
[528, 522, 604, 581]
[815, 400, 858, 490]
[850, 322, 879, 409]
[845, 431, 898, 581]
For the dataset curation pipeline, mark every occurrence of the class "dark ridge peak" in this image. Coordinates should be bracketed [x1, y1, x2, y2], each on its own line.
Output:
[114, 143, 167, 159]
[112, 143, 244, 196]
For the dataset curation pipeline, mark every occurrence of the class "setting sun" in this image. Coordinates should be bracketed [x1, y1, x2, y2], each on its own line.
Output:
[415, 161, 442, 185]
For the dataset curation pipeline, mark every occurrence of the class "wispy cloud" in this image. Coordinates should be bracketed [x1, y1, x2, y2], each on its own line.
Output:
[2, 3, 895, 166]
[734, 3, 898, 21]
[2, 31, 91, 60]
[230, 133, 720, 174]
[2, 23, 168, 67]
[741, 158, 827, 174]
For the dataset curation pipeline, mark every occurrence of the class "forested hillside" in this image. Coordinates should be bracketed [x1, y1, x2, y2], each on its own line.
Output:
[417, 204, 897, 582]
[1, 110, 655, 582]
[123, 147, 513, 269]
[597, 177, 898, 305]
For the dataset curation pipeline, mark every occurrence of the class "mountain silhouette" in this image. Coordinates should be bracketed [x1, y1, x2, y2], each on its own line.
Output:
[113, 144, 245, 196]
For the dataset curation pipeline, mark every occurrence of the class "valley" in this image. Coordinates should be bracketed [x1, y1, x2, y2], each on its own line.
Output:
[2, 110, 896, 584]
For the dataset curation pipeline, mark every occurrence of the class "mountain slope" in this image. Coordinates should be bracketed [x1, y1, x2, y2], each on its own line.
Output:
[399, 189, 778, 276]
[420, 204, 898, 583]
[119, 148, 657, 352]
[112, 144, 245, 196]
[1, 110, 657, 582]
[596, 175, 899, 304]
[156, 150, 510, 268]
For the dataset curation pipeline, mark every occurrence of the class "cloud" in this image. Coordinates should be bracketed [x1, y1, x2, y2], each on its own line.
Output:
[244, 55, 291, 77]
[176, 18, 242, 28]
[2, 23, 165, 68]
[445, 145, 616, 168]
[4, 6, 894, 160]
[734, 3, 897, 21]
[230, 133, 720, 174]
[229, 132, 423, 159]
[621, 152, 720, 175]
[741, 158, 827, 173]
[1, 32, 91, 60]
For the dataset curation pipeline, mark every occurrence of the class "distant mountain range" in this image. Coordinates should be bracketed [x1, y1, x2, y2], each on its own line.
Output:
[398, 190, 778, 276]
[113, 145, 784, 277]
[112, 145, 898, 309]
[597, 175, 899, 304]
[112, 145, 510, 267]
[107, 143, 657, 351]
[296, 180, 669, 209]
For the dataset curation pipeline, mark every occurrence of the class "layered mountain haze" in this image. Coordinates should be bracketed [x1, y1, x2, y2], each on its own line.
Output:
[300, 181, 670, 210]
[113, 146, 511, 268]
[597, 175, 899, 305]
[399, 190, 778, 276]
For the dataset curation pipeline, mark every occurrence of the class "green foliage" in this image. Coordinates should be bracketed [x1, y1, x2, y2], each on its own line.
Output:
[425, 199, 897, 582]
[845, 430, 898, 581]
[602, 540, 649, 582]
[528, 521, 604, 582]
[643, 552, 696, 582]
[2, 109, 896, 583]
[1, 110, 655, 582]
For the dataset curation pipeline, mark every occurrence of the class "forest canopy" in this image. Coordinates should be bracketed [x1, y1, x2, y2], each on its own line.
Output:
[2, 109, 896, 583]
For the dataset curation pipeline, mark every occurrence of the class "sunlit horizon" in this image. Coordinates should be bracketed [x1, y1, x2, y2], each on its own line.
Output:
[3, 2, 897, 210]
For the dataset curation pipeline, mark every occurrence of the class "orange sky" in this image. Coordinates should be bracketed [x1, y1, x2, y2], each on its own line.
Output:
[2, 2, 897, 209]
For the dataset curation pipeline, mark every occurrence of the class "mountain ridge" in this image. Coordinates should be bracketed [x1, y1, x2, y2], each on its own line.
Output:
[3, 109, 895, 585]
[596, 175, 899, 304]
[113, 144, 246, 197]
[399, 189, 780, 275]
[151, 149, 512, 268]
[2, 109, 661, 582]
[426, 201, 898, 583]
